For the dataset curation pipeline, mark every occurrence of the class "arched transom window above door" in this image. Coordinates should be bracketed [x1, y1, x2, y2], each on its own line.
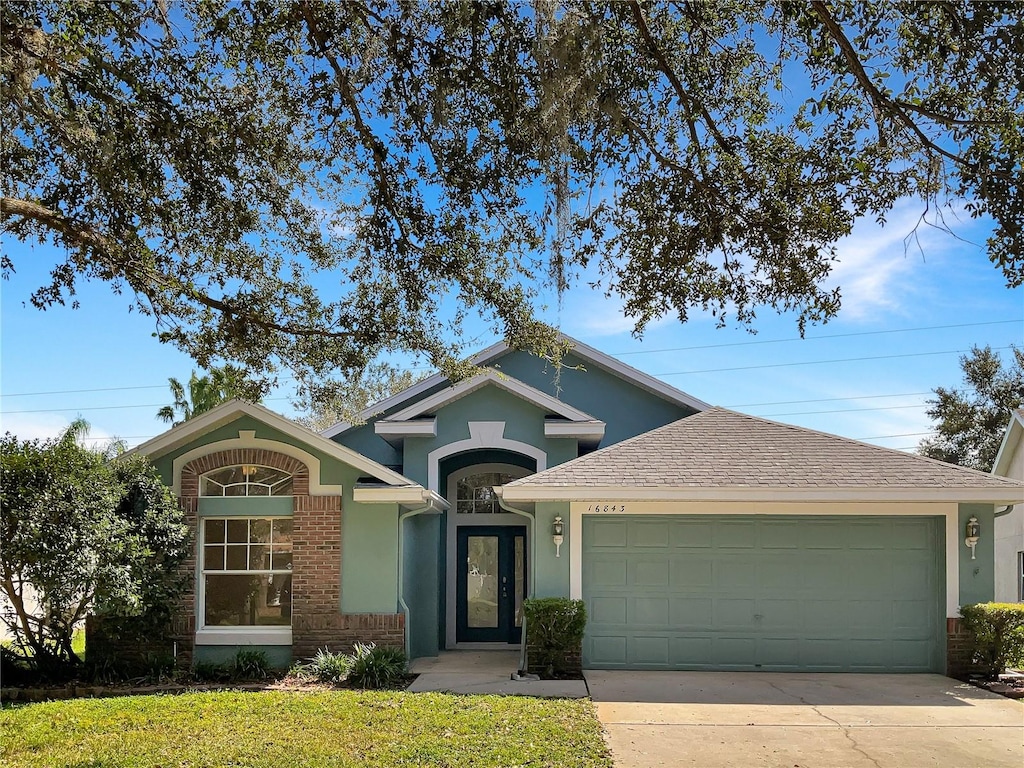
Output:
[456, 471, 524, 514]
[201, 465, 294, 497]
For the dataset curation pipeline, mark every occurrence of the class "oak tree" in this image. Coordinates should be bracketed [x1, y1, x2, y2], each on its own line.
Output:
[3, 1, 1021, 404]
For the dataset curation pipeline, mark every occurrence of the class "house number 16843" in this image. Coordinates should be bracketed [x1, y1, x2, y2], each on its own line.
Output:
[586, 504, 626, 513]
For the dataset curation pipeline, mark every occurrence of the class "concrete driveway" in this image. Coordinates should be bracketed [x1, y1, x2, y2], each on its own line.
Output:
[585, 671, 1023, 768]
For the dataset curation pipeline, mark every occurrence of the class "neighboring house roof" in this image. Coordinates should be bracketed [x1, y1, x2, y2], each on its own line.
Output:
[123, 400, 439, 503]
[497, 407, 1024, 503]
[992, 407, 1024, 479]
[320, 333, 709, 438]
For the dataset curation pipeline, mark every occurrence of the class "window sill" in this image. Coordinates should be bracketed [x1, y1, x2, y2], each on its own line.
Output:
[196, 628, 292, 646]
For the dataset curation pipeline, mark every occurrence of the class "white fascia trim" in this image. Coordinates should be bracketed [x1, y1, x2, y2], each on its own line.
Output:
[544, 419, 606, 439]
[388, 370, 596, 423]
[498, 485, 1024, 504]
[565, 337, 710, 412]
[353, 486, 449, 511]
[195, 628, 292, 646]
[374, 419, 437, 438]
[992, 410, 1024, 477]
[124, 399, 414, 488]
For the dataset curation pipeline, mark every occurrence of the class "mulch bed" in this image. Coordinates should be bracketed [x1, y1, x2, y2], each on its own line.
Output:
[968, 674, 1024, 700]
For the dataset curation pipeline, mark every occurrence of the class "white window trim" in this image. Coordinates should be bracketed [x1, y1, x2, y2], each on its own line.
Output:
[196, 515, 294, 645]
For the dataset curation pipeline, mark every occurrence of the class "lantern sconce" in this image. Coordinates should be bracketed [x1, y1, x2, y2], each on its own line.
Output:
[552, 516, 564, 558]
[964, 516, 980, 560]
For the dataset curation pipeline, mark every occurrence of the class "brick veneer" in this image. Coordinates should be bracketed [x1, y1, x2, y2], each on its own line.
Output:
[946, 617, 984, 679]
[89, 447, 404, 670]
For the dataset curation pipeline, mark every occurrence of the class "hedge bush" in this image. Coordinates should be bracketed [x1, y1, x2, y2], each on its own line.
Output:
[523, 597, 586, 678]
[960, 602, 1024, 679]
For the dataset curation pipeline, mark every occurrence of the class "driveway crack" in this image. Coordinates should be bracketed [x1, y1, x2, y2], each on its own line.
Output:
[765, 681, 883, 768]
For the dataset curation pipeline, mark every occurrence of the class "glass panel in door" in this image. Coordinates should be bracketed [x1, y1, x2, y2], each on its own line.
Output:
[466, 535, 499, 628]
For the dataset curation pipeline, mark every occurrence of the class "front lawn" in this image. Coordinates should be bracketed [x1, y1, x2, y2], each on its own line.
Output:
[0, 689, 612, 767]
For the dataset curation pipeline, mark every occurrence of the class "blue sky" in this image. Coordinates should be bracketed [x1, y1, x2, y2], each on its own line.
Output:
[1, 197, 1021, 452]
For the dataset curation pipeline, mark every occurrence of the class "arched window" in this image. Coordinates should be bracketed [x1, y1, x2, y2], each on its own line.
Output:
[201, 465, 293, 497]
[455, 471, 521, 514]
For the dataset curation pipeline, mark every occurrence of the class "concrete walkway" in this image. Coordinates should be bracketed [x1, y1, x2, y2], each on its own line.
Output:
[586, 671, 1024, 768]
[408, 650, 588, 697]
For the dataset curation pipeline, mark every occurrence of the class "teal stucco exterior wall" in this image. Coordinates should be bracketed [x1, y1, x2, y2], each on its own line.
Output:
[958, 503, 995, 606]
[193, 644, 292, 670]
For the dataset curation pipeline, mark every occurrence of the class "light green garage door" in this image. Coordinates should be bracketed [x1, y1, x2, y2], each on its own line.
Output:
[582, 516, 945, 672]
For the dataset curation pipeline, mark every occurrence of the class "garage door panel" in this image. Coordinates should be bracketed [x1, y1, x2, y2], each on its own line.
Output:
[759, 521, 801, 549]
[631, 521, 672, 548]
[715, 598, 757, 628]
[800, 521, 847, 549]
[583, 515, 942, 672]
[716, 560, 758, 590]
[632, 597, 669, 625]
[632, 635, 671, 665]
[670, 521, 713, 548]
[632, 560, 670, 587]
[588, 520, 629, 548]
[670, 597, 713, 626]
[715, 521, 757, 548]
[587, 556, 627, 588]
[671, 557, 714, 587]
[590, 596, 627, 624]
[757, 599, 801, 629]
[891, 519, 933, 549]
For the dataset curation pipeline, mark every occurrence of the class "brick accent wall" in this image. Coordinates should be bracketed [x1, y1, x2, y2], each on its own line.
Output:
[90, 445, 406, 669]
[946, 617, 984, 679]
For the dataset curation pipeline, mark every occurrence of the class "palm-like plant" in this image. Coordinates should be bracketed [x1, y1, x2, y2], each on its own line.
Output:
[157, 365, 247, 426]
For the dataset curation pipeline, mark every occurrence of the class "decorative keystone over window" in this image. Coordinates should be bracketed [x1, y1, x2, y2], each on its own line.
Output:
[201, 465, 293, 497]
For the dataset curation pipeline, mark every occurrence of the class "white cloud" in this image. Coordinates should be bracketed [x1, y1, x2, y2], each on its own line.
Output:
[826, 200, 969, 321]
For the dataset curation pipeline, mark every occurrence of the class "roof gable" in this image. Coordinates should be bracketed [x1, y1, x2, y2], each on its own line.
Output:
[321, 333, 707, 438]
[499, 407, 1024, 503]
[992, 408, 1024, 478]
[124, 399, 417, 488]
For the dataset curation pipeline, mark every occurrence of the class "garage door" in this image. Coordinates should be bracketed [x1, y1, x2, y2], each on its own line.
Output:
[582, 516, 944, 672]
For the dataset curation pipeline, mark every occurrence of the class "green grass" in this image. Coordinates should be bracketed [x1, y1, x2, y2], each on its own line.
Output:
[0, 690, 612, 767]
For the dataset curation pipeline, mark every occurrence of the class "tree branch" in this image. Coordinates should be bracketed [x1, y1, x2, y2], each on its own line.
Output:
[1, 196, 352, 340]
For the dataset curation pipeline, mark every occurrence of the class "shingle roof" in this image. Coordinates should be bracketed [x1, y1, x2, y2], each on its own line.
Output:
[506, 407, 1024, 493]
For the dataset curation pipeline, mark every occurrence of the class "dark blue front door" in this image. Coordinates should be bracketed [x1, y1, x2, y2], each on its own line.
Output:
[456, 526, 526, 643]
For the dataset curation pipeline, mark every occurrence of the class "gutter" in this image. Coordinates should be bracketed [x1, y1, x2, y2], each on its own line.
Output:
[494, 487, 535, 676]
[397, 490, 447, 658]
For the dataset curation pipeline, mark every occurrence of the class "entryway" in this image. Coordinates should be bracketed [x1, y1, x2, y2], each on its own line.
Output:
[456, 526, 526, 643]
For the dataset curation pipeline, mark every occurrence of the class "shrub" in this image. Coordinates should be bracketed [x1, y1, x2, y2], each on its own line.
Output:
[960, 602, 1024, 679]
[347, 643, 407, 689]
[523, 597, 586, 679]
[193, 660, 233, 683]
[233, 649, 270, 680]
[292, 648, 352, 684]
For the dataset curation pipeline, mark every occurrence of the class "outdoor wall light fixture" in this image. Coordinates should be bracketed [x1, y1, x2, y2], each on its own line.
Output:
[964, 516, 980, 560]
[552, 516, 564, 558]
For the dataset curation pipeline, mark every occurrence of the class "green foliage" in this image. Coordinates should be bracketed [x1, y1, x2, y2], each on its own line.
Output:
[919, 346, 1024, 471]
[0, 424, 191, 679]
[292, 648, 353, 684]
[346, 643, 408, 690]
[157, 365, 256, 426]
[524, 597, 587, 678]
[192, 660, 234, 684]
[960, 603, 1024, 679]
[293, 363, 428, 431]
[3, 2, 1021, 398]
[232, 649, 271, 680]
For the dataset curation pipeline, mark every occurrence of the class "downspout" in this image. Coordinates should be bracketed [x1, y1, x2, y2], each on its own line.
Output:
[994, 505, 1015, 518]
[397, 492, 445, 659]
[495, 489, 535, 676]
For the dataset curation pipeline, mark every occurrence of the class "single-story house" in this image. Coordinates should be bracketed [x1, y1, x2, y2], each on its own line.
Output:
[104, 336, 1023, 674]
[992, 408, 1024, 602]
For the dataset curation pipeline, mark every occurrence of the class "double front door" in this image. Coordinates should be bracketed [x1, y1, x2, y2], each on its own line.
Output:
[456, 526, 526, 643]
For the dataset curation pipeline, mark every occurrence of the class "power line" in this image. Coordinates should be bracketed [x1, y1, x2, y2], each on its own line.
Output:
[654, 346, 1012, 377]
[726, 392, 931, 408]
[613, 319, 1021, 357]
[1, 395, 293, 416]
[757, 403, 927, 418]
